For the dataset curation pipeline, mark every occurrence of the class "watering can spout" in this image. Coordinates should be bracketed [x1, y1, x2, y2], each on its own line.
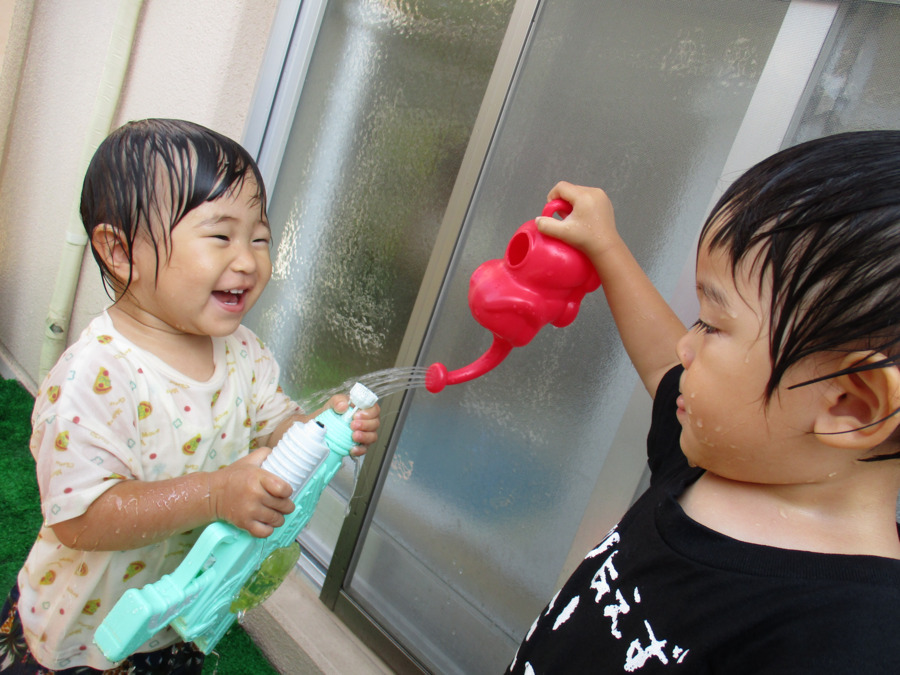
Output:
[425, 198, 601, 393]
[425, 336, 513, 393]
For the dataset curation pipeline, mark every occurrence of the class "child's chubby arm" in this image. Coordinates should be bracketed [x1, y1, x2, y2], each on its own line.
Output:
[51, 448, 297, 550]
[52, 394, 381, 551]
[262, 394, 382, 458]
[536, 181, 685, 397]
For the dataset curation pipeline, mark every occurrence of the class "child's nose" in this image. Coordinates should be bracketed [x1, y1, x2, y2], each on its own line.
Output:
[676, 330, 694, 368]
[231, 243, 257, 273]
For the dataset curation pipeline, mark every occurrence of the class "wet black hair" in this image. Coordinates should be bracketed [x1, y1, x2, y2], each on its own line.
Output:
[699, 130, 900, 459]
[80, 118, 267, 297]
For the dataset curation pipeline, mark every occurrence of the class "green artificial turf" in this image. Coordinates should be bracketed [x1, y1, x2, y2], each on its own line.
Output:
[0, 379, 278, 674]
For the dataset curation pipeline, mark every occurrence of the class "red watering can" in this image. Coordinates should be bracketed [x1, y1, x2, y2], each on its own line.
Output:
[425, 199, 601, 393]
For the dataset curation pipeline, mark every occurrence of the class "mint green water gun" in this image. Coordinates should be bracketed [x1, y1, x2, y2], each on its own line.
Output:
[93, 383, 378, 661]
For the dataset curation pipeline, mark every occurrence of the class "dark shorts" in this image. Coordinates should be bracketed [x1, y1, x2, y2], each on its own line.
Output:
[0, 584, 205, 674]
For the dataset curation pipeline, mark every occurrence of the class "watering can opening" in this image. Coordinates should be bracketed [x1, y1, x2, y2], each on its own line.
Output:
[506, 230, 531, 268]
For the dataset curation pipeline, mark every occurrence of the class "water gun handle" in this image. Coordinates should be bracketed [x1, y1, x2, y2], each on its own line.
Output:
[91, 524, 239, 659]
[94, 386, 375, 661]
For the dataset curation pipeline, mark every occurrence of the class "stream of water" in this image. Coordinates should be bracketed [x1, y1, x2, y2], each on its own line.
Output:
[288, 365, 430, 516]
[299, 365, 430, 411]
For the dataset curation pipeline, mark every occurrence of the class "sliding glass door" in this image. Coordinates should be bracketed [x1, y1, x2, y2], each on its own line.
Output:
[245, 1, 900, 671]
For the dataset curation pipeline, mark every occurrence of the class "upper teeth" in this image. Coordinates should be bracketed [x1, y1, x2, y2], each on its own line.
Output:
[228, 290, 242, 294]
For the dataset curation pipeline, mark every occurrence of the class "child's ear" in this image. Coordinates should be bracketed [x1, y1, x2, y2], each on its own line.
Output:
[813, 351, 900, 450]
[91, 224, 135, 288]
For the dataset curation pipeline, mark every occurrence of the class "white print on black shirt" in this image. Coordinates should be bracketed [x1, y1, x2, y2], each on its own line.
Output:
[525, 527, 690, 673]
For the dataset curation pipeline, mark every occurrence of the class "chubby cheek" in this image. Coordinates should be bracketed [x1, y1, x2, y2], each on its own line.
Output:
[680, 397, 761, 470]
[249, 255, 272, 304]
[683, 363, 751, 430]
[167, 256, 217, 288]
[678, 402, 714, 467]
[679, 420, 725, 472]
[259, 255, 273, 287]
[681, 396, 716, 445]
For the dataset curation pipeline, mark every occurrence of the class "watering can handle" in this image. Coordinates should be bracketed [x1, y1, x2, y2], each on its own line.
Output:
[542, 198, 572, 220]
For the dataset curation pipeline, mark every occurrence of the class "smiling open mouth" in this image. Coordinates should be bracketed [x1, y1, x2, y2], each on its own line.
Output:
[213, 289, 245, 306]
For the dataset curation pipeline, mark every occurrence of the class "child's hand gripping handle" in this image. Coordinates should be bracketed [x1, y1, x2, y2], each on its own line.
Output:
[93, 384, 378, 661]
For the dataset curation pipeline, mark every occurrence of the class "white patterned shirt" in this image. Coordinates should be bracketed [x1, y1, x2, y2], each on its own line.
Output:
[18, 311, 299, 670]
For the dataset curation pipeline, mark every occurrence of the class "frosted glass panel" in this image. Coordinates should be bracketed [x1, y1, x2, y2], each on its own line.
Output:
[348, 1, 788, 672]
[790, 1, 900, 142]
[245, 0, 516, 565]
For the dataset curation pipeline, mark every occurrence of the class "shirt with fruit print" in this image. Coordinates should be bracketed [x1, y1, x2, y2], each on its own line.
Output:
[17, 311, 300, 670]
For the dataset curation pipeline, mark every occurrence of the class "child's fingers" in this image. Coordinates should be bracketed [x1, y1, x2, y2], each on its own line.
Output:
[350, 402, 380, 451]
[535, 214, 568, 240]
[211, 460, 295, 536]
[355, 402, 381, 417]
[349, 435, 377, 456]
[239, 490, 295, 538]
[536, 215, 586, 254]
[238, 516, 284, 539]
[547, 180, 576, 203]
[326, 393, 350, 414]
[304, 394, 349, 421]
[246, 521, 276, 539]
[235, 446, 272, 467]
[306, 395, 382, 457]
[351, 427, 379, 445]
[352, 404, 381, 429]
[260, 469, 294, 501]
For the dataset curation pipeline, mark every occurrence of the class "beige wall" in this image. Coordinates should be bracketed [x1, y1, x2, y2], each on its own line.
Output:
[0, 0, 278, 390]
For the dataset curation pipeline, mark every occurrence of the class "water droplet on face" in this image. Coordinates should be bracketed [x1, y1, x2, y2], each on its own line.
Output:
[696, 419, 704, 428]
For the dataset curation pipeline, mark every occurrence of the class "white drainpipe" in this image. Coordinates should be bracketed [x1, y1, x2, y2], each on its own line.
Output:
[39, 0, 144, 380]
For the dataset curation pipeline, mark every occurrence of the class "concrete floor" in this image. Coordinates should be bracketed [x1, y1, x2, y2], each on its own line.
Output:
[244, 570, 393, 674]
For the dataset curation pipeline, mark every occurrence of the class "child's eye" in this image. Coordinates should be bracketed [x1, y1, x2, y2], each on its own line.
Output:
[691, 318, 718, 335]
[212, 235, 230, 242]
